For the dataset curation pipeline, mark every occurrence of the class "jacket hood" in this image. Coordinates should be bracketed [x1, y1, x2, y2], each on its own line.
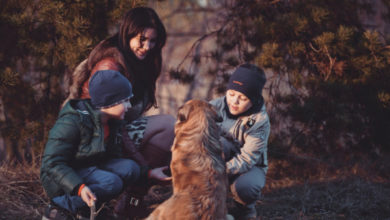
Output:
[60, 99, 100, 128]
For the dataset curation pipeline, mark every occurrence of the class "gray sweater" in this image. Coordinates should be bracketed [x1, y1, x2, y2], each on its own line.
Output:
[210, 97, 270, 175]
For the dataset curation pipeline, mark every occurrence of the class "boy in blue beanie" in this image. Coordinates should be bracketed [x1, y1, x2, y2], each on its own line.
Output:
[210, 64, 270, 220]
[40, 70, 170, 219]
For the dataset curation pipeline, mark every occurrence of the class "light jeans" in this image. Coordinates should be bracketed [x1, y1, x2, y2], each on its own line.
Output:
[221, 136, 266, 205]
[230, 166, 266, 205]
[52, 158, 140, 213]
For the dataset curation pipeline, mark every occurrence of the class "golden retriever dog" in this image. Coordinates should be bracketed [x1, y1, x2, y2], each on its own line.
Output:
[146, 100, 232, 220]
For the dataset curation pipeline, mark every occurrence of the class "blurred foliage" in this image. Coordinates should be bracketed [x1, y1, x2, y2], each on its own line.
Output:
[1, 0, 390, 165]
[175, 0, 390, 159]
[0, 0, 144, 164]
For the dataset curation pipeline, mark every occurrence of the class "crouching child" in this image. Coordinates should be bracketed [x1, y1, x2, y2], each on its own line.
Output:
[40, 70, 170, 219]
[210, 64, 271, 220]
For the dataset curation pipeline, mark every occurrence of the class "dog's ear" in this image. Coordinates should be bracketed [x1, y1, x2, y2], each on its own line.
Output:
[177, 104, 192, 122]
[178, 111, 187, 122]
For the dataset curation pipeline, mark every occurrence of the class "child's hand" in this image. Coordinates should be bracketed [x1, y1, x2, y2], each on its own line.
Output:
[149, 166, 172, 181]
[80, 186, 97, 207]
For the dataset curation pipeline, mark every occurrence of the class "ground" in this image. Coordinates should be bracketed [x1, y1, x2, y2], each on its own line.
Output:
[0, 155, 389, 220]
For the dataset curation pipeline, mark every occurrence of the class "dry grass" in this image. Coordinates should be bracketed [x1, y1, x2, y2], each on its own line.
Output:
[259, 154, 390, 220]
[0, 163, 48, 220]
[260, 174, 390, 219]
[0, 154, 389, 220]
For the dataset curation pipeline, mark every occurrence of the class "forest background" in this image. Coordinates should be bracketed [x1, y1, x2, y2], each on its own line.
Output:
[1, 0, 390, 219]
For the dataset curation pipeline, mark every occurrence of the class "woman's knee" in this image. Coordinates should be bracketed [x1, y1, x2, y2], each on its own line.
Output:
[144, 114, 175, 140]
[157, 114, 176, 130]
[136, 115, 175, 167]
[143, 114, 175, 149]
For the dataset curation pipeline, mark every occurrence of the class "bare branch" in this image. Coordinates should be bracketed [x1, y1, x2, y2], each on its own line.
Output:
[324, 46, 335, 81]
[176, 29, 222, 71]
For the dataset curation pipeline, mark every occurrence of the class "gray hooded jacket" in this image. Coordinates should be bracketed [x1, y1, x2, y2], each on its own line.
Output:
[210, 97, 270, 175]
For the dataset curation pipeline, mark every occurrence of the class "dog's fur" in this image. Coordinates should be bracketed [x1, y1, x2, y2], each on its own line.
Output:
[146, 100, 229, 220]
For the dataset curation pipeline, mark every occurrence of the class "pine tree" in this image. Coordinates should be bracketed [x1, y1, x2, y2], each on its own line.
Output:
[172, 0, 390, 160]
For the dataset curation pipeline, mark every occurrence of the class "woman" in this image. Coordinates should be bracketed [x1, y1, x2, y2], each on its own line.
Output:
[65, 7, 174, 218]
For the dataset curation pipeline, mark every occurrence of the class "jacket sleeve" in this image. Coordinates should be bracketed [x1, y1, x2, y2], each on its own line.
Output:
[226, 119, 270, 175]
[121, 128, 148, 166]
[41, 115, 84, 194]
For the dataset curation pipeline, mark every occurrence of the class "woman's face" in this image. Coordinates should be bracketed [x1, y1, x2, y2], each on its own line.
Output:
[225, 89, 253, 115]
[129, 28, 157, 60]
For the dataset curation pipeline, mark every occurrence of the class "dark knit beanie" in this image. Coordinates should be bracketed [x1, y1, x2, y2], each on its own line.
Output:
[89, 70, 133, 108]
[227, 64, 266, 105]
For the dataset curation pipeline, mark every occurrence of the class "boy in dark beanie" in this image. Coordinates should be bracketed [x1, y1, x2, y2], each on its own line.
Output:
[40, 70, 170, 219]
[210, 64, 270, 220]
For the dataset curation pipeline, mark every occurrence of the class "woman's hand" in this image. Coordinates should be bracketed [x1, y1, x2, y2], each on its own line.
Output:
[148, 166, 172, 181]
[80, 186, 97, 207]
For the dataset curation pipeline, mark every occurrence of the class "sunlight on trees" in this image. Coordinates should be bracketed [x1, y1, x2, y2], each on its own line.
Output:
[0, 0, 389, 166]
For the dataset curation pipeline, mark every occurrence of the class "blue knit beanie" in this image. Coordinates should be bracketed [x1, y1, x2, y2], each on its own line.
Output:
[227, 64, 266, 105]
[88, 70, 133, 108]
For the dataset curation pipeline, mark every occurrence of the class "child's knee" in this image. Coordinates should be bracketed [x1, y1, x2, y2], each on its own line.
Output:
[231, 176, 264, 204]
[121, 160, 140, 183]
[99, 173, 124, 196]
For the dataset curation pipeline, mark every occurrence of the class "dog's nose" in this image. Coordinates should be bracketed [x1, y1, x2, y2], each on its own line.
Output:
[216, 115, 223, 123]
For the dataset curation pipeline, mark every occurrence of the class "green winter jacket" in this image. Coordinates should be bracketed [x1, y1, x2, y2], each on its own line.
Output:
[40, 99, 125, 198]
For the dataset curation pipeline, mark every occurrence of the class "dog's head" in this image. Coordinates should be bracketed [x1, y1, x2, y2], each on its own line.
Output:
[173, 100, 223, 157]
[175, 99, 222, 133]
[172, 99, 225, 175]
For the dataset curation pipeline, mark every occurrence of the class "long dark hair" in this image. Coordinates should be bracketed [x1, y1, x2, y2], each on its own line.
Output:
[88, 7, 166, 110]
